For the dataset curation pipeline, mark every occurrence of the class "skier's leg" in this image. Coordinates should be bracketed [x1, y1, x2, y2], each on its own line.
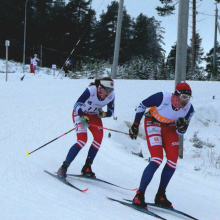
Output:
[58, 112, 88, 178]
[133, 116, 163, 208]
[81, 116, 103, 177]
[155, 125, 179, 207]
[158, 125, 179, 190]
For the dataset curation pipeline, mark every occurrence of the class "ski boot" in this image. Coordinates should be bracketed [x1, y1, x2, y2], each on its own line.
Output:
[81, 158, 96, 178]
[132, 190, 148, 209]
[57, 161, 69, 179]
[155, 189, 173, 208]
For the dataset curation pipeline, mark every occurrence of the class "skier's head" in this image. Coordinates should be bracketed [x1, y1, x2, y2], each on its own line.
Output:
[94, 77, 114, 100]
[34, 54, 37, 57]
[99, 77, 114, 92]
[172, 82, 192, 108]
[175, 82, 192, 96]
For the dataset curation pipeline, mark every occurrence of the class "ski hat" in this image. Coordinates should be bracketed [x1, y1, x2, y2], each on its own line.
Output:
[175, 82, 192, 96]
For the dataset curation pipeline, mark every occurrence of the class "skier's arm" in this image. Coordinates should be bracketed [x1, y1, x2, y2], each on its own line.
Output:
[74, 88, 90, 116]
[106, 98, 115, 117]
[97, 98, 115, 118]
[176, 105, 195, 135]
[129, 92, 163, 140]
[134, 92, 163, 124]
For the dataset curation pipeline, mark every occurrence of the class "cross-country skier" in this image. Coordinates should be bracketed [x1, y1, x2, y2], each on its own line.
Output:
[129, 82, 194, 209]
[30, 54, 40, 74]
[57, 77, 115, 179]
[63, 60, 71, 77]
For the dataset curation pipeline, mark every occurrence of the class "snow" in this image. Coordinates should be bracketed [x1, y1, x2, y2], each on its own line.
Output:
[1, 59, 220, 220]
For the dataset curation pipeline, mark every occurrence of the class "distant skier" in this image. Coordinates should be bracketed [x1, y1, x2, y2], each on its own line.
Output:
[30, 54, 40, 74]
[63, 60, 71, 77]
[129, 82, 194, 209]
[30, 57, 34, 73]
[57, 77, 115, 179]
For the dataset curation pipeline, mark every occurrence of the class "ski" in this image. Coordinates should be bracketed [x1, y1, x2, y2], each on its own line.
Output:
[107, 197, 166, 220]
[146, 203, 198, 220]
[44, 170, 88, 192]
[123, 199, 198, 220]
[67, 173, 138, 191]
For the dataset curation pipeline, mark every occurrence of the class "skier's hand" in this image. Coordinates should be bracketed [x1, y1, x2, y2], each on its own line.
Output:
[176, 117, 187, 134]
[97, 109, 106, 118]
[80, 115, 90, 127]
[129, 123, 139, 139]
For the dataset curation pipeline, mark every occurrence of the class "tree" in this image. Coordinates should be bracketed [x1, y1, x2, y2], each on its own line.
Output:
[29, 0, 53, 45]
[118, 10, 134, 63]
[0, 0, 25, 61]
[167, 33, 205, 81]
[188, 33, 205, 80]
[156, 0, 220, 16]
[49, 0, 67, 49]
[93, 1, 120, 61]
[156, 0, 218, 80]
[204, 43, 220, 80]
[166, 44, 176, 79]
[64, 0, 93, 50]
[131, 14, 164, 62]
[156, 0, 176, 16]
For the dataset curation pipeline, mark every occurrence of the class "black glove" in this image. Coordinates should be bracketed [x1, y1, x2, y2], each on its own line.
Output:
[176, 117, 187, 134]
[97, 109, 106, 118]
[129, 123, 139, 139]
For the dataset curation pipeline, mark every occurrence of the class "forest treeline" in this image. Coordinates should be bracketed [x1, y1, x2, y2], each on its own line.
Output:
[0, 0, 219, 80]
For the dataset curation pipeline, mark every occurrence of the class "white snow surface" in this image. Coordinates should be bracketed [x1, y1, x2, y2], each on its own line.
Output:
[1, 60, 220, 220]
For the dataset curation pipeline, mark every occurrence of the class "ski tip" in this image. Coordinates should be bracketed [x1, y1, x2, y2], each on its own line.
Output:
[82, 188, 89, 192]
[26, 152, 30, 156]
[131, 188, 138, 191]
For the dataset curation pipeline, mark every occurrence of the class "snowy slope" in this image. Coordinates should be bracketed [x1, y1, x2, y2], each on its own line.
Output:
[1, 60, 220, 220]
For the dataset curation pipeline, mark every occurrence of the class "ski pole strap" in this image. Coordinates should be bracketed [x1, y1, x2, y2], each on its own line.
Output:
[89, 124, 129, 135]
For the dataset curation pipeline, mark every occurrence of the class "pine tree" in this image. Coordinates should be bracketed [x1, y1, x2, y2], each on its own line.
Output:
[204, 43, 220, 80]
[131, 14, 164, 61]
[0, 0, 26, 61]
[118, 10, 134, 63]
[166, 44, 176, 79]
[188, 33, 205, 80]
[156, 0, 220, 16]
[29, 0, 53, 45]
[93, 1, 119, 61]
[156, 0, 176, 16]
[166, 43, 191, 80]
[64, 0, 93, 49]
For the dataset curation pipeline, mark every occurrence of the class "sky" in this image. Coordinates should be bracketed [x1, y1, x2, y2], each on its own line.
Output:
[91, 0, 218, 57]
[1, 60, 220, 220]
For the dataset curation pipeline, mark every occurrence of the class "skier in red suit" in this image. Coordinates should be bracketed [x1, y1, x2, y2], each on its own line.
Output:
[57, 77, 115, 179]
[129, 82, 194, 210]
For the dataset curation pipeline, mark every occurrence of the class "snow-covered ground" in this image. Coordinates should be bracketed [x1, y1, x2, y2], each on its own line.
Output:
[1, 60, 220, 220]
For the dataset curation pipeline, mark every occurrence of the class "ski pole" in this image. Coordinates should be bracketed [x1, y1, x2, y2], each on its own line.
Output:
[89, 124, 129, 136]
[26, 125, 80, 156]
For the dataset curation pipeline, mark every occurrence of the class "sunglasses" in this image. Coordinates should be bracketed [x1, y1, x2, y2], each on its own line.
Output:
[101, 85, 114, 93]
[180, 94, 191, 100]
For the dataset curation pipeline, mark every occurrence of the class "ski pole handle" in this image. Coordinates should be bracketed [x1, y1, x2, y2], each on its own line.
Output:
[26, 125, 80, 156]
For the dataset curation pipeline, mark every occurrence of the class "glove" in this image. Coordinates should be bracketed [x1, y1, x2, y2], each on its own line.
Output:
[129, 123, 139, 139]
[97, 109, 106, 118]
[176, 117, 187, 134]
[80, 115, 89, 127]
